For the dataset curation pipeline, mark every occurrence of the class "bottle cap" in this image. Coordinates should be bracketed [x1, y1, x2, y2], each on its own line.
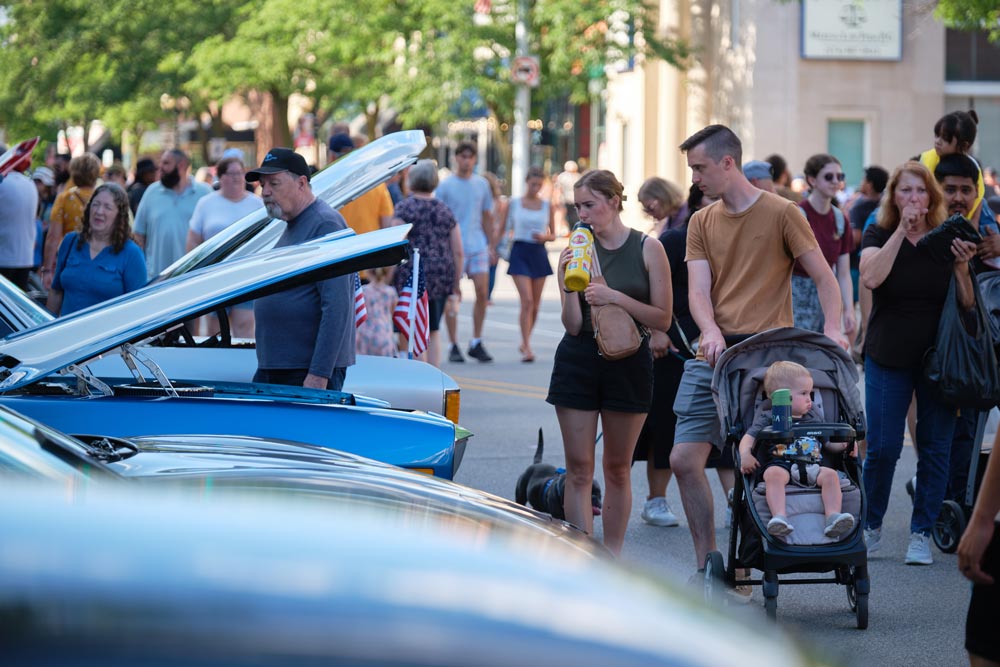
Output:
[771, 388, 791, 406]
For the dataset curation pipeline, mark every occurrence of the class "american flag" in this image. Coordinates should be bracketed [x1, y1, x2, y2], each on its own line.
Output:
[393, 264, 429, 357]
[354, 273, 367, 327]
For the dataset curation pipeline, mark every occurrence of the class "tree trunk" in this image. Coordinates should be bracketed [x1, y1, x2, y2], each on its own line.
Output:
[196, 110, 211, 165]
[82, 116, 91, 152]
[490, 108, 512, 183]
[271, 89, 292, 147]
[365, 100, 380, 141]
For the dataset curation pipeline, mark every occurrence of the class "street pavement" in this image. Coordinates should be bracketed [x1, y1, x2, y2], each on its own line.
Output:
[445, 247, 976, 667]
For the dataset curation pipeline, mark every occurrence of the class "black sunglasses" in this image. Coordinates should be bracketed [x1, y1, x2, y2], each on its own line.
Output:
[823, 172, 846, 183]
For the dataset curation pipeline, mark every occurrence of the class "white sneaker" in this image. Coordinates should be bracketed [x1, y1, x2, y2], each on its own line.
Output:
[905, 532, 933, 565]
[767, 515, 794, 537]
[641, 497, 680, 527]
[824, 512, 856, 539]
[864, 526, 882, 554]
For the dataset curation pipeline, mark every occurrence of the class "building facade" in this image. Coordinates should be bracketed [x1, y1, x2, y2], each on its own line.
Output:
[603, 0, 999, 227]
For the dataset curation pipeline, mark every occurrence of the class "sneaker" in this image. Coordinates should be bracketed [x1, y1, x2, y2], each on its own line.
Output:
[641, 497, 680, 527]
[824, 512, 856, 539]
[448, 344, 465, 363]
[467, 341, 493, 363]
[727, 583, 753, 604]
[766, 515, 794, 537]
[905, 532, 933, 565]
[864, 526, 882, 554]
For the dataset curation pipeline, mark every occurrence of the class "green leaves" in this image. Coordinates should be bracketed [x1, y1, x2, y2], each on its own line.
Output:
[0, 0, 685, 148]
[934, 0, 1000, 42]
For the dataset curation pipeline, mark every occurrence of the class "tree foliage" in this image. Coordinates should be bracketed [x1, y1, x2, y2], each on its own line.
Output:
[0, 0, 686, 151]
[933, 0, 1000, 41]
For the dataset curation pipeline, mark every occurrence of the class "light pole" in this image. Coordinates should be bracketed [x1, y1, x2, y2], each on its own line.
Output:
[511, 0, 530, 199]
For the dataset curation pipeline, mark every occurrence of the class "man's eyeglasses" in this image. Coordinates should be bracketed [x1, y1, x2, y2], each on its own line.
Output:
[823, 173, 846, 183]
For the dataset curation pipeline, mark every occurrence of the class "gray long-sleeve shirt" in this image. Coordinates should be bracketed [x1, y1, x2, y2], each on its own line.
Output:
[254, 199, 355, 378]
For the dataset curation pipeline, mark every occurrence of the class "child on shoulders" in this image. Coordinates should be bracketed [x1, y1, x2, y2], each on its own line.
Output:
[739, 360, 855, 540]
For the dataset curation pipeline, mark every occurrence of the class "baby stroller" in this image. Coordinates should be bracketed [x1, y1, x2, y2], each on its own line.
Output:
[704, 328, 870, 629]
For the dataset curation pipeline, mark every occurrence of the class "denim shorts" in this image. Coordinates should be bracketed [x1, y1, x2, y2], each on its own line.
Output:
[673, 359, 723, 449]
[464, 250, 490, 277]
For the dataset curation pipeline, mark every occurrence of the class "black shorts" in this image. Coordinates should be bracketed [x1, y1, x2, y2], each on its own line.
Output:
[967, 523, 1000, 662]
[428, 296, 446, 332]
[546, 333, 652, 413]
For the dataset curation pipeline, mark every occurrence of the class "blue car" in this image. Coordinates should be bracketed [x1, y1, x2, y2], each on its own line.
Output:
[5, 131, 464, 425]
[0, 224, 469, 479]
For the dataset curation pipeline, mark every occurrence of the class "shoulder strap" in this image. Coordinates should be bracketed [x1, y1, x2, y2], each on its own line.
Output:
[832, 205, 845, 237]
[54, 232, 77, 279]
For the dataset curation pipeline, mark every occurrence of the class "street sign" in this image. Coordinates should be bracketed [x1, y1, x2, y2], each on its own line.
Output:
[512, 55, 540, 88]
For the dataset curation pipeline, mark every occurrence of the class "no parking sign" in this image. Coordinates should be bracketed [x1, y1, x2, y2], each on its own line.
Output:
[512, 56, 540, 88]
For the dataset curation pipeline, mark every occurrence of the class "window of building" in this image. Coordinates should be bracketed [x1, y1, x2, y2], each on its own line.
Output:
[946, 29, 1000, 82]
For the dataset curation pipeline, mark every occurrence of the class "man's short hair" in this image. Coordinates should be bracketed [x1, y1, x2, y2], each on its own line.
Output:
[934, 154, 979, 184]
[165, 148, 189, 165]
[864, 166, 889, 194]
[455, 140, 477, 157]
[679, 124, 742, 166]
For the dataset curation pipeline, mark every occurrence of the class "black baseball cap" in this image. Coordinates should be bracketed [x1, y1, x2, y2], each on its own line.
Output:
[246, 148, 310, 182]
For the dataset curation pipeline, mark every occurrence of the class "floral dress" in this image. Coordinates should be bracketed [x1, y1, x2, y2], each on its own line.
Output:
[356, 281, 398, 357]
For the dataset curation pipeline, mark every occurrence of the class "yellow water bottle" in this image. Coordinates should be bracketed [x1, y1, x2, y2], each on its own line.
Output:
[564, 222, 594, 292]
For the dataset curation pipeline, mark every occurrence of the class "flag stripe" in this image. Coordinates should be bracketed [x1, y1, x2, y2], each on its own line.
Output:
[354, 273, 367, 327]
[393, 265, 429, 357]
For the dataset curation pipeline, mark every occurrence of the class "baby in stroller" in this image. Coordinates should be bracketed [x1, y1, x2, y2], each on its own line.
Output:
[738, 361, 855, 540]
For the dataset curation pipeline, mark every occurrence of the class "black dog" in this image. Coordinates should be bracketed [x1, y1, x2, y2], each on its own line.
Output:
[515, 428, 602, 520]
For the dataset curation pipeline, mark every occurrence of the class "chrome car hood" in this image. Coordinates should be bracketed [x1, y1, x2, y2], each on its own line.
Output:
[157, 130, 425, 281]
[0, 225, 411, 392]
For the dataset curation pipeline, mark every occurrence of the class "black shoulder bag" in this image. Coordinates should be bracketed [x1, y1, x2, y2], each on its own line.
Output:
[924, 268, 1000, 410]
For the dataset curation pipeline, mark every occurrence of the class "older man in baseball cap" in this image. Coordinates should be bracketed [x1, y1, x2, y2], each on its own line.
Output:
[246, 147, 356, 391]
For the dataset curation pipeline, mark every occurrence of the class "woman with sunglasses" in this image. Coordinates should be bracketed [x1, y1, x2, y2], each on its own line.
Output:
[791, 154, 856, 338]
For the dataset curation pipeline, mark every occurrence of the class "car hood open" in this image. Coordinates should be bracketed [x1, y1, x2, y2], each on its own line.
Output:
[0, 224, 411, 392]
[157, 130, 425, 281]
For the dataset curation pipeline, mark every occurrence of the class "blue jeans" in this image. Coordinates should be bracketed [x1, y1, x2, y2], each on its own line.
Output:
[863, 357, 957, 535]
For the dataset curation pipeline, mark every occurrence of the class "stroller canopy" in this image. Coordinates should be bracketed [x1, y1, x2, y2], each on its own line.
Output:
[711, 327, 865, 439]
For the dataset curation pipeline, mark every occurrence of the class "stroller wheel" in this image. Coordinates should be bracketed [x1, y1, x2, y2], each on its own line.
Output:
[703, 550, 726, 605]
[764, 595, 777, 620]
[847, 580, 858, 611]
[854, 591, 869, 630]
[933, 500, 966, 553]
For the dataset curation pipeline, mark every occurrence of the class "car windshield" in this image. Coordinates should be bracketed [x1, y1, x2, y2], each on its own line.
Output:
[0, 409, 112, 481]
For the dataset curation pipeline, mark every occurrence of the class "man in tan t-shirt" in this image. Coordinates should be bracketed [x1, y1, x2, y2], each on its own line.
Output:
[670, 125, 849, 574]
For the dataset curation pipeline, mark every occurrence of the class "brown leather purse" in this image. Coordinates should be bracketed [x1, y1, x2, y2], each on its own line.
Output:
[589, 276, 643, 360]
